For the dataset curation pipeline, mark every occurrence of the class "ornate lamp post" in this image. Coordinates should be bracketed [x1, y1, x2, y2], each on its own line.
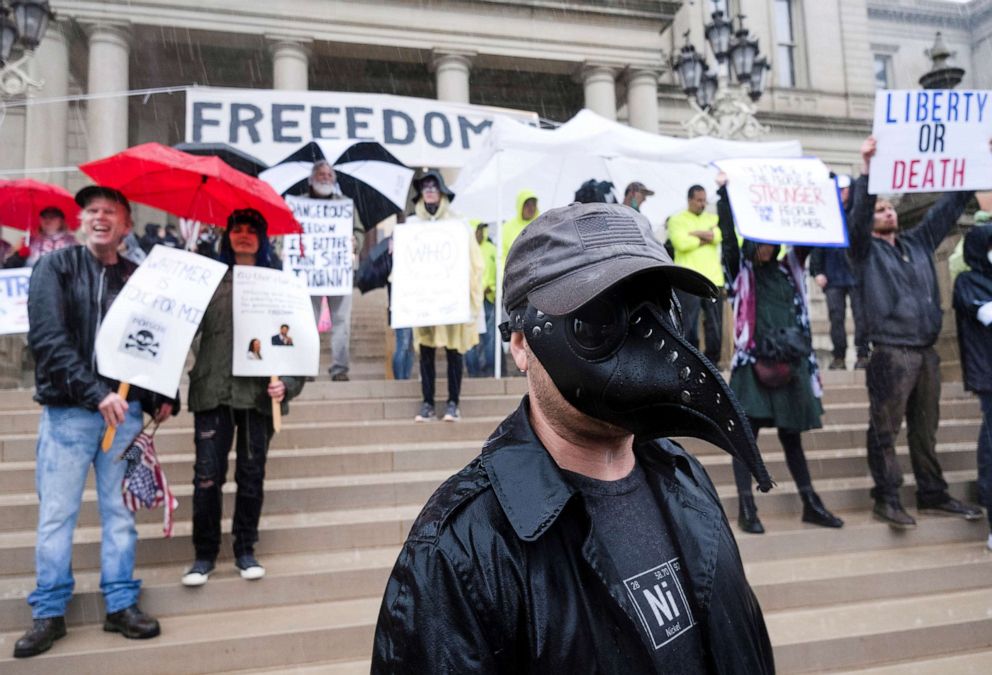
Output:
[0, 0, 56, 97]
[671, 10, 771, 139]
[919, 31, 964, 90]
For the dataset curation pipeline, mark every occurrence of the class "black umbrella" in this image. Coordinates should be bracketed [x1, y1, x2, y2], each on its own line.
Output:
[259, 140, 414, 229]
[172, 142, 269, 177]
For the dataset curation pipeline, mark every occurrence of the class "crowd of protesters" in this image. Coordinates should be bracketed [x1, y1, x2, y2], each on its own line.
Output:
[8, 131, 992, 660]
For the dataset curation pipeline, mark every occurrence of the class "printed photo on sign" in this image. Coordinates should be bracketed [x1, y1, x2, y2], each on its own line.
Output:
[390, 220, 472, 329]
[624, 559, 697, 650]
[118, 315, 167, 363]
[95, 246, 227, 397]
[869, 89, 992, 195]
[715, 157, 847, 247]
[232, 265, 319, 377]
[283, 196, 355, 296]
[0, 268, 31, 335]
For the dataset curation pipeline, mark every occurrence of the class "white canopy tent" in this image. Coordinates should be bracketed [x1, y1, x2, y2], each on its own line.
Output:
[452, 109, 804, 234]
[449, 109, 804, 378]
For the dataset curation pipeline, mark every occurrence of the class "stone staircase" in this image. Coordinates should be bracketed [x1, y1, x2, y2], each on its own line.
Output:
[0, 291, 990, 673]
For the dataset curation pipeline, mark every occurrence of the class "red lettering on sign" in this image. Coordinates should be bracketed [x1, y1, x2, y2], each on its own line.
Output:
[921, 160, 935, 189]
[892, 161, 906, 189]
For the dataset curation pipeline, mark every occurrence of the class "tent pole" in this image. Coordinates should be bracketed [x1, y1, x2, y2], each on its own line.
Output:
[494, 150, 504, 380]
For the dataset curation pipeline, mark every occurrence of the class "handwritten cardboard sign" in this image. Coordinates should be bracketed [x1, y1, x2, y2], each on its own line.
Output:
[869, 89, 992, 195]
[95, 246, 227, 397]
[283, 195, 354, 296]
[715, 157, 848, 247]
[390, 220, 471, 329]
[0, 268, 31, 335]
[232, 265, 319, 377]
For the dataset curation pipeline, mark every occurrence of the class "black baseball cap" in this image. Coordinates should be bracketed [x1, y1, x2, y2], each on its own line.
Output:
[39, 206, 65, 218]
[75, 185, 131, 212]
[502, 203, 716, 315]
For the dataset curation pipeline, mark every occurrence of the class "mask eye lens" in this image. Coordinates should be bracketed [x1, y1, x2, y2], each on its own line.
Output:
[572, 317, 619, 350]
[567, 298, 625, 358]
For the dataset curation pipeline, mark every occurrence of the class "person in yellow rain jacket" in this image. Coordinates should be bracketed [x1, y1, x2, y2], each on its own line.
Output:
[500, 189, 539, 274]
[466, 221, 498, 377]
[667, 184, 724, 365]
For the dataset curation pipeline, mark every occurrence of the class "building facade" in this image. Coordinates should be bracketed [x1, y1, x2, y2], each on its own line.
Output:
[2, 0, 991, 194]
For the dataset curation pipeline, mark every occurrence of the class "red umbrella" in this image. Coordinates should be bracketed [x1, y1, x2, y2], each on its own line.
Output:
[0, 179, 81, 231]
[79, 143, 301, 235]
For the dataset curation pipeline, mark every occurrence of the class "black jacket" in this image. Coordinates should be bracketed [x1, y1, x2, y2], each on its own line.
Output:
[28, 246, 171, 414]
[953, 225, 992, 393]
[372, 398, 774, 674]
[848, 175, 973, 348]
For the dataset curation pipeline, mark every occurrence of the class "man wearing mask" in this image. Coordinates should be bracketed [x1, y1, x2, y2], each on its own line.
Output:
[308, 160, 365, 381]
[851, 136, 984, 528]
[373, 203, 774, 673]
[623, 181, 655, 212]
[668, 185, 724, 366]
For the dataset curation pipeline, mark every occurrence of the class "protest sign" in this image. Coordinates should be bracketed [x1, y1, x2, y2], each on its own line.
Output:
[95, 246, 227, 397]
[186, 86, 538, 168]
[0, 268, 31, 335]
[869, 89, 992, 195]
[232, 265, 319, 377]
[390, 221, 471, 329]
[283, 196, 355, 296]
[714, 157, 848, 247]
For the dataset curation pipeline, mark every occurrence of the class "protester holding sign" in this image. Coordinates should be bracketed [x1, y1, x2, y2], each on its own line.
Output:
[181, 208, 305, 588]
[851, 135, 986, 529]
[719, 175, 844, 535]
[305, 161, 365, 382]
[400, 170, 482, 422]
[15, 186, 175, 659]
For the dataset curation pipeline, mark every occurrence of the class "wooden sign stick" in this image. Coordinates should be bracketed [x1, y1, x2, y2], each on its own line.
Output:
[271, 376, 282, 433]
[101, 382, 130, 451]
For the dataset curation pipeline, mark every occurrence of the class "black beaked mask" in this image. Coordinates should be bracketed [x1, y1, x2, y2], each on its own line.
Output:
[502, 282, 773, 492]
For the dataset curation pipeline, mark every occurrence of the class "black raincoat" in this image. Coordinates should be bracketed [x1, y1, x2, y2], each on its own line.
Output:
[953, 224, 992, 393]
[372, 398, 774, 674]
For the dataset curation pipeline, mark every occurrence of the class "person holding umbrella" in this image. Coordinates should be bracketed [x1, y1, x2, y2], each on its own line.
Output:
[308, 160, 366, 382]
[181, 208, 305, 587]
[14, 186, 176, 659]
[20, 207, 77, 267]
[401, 171, 483, 422]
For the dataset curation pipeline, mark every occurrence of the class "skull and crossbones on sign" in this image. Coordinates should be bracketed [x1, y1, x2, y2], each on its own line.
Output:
[125, 329, 160, 357]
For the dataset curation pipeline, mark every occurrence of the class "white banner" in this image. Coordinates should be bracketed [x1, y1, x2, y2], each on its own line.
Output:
[232, 266, 319, 377]
[0, 268, 31, 335]
[391, 221, 471, 329]
[95, 246, 227, 397]
[283, 196, 355, 296]
[715, 157, 848, 247]
[869, 89, 992, 195]
[186, 86, 538, 168]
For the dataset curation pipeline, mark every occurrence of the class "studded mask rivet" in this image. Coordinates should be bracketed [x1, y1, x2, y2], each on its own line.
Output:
[653, 339, 666, 351]
[544, 321, 553, 334]
[668, 351, 679, 363]
[532, 326, 542, 338]
[681, 390, 691, 403]
[680, 366, 691, 380]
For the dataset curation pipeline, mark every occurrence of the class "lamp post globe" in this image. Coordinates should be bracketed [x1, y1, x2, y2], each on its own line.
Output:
[673, 41, 706, 95]
[748, 57, 771, 101]
[11, 0, 52, 50]
[704, 10, 733, 63]
[696, 71, 718, 110]
[729, 30, 759, 83]
[0, 9, 17, 65]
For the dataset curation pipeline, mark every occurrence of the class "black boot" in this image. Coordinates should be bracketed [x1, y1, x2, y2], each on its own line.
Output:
[13, 616, 66, 658]
[738, 495, 765, 534]
[104, 605, 160, 639]
[800, 488, 844, 528]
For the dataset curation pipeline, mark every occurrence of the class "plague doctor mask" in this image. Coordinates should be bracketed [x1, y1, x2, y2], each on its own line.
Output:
[500, 203, 772, 491]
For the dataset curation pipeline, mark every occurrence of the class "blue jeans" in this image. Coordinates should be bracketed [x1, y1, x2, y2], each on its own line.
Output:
[978, 392, 992, 528]
[393, 328, 414, 380]
[465, 300, 496, 378]
[28, 402, 144, 619]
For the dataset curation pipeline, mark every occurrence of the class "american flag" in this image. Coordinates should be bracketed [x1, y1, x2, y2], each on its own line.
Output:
[118, 431, 178, 537]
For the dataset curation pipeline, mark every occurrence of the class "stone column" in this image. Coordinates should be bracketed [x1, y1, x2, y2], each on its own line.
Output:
[270, 38, 311, 91]
[23, 21, 70, 185]
[626, 68, 660, 133]
[431, 51, 474, 103]
[580, 63, 618, 121]
[85, 23, 130, 160]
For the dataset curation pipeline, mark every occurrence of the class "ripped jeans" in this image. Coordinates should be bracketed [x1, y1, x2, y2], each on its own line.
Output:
[192, 406, 273, 561]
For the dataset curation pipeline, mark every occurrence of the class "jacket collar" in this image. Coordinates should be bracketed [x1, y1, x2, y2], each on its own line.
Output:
[482, 396, 702, 542]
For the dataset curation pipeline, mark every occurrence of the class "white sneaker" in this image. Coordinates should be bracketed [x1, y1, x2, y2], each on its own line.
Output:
[235, 554, 266, 580]
[181, 560, 215, 587]
[987, 533, 992, 552]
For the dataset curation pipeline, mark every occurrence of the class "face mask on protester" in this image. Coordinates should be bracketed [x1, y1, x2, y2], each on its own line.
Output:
[501, 280, 770, 490]
[311, 181, 336, 197]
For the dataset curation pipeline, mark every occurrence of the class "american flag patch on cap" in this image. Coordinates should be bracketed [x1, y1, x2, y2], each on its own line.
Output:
[574, 213, 645, 249]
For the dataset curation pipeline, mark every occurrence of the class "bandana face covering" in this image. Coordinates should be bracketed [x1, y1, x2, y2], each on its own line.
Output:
[503, 281, 773, 491]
